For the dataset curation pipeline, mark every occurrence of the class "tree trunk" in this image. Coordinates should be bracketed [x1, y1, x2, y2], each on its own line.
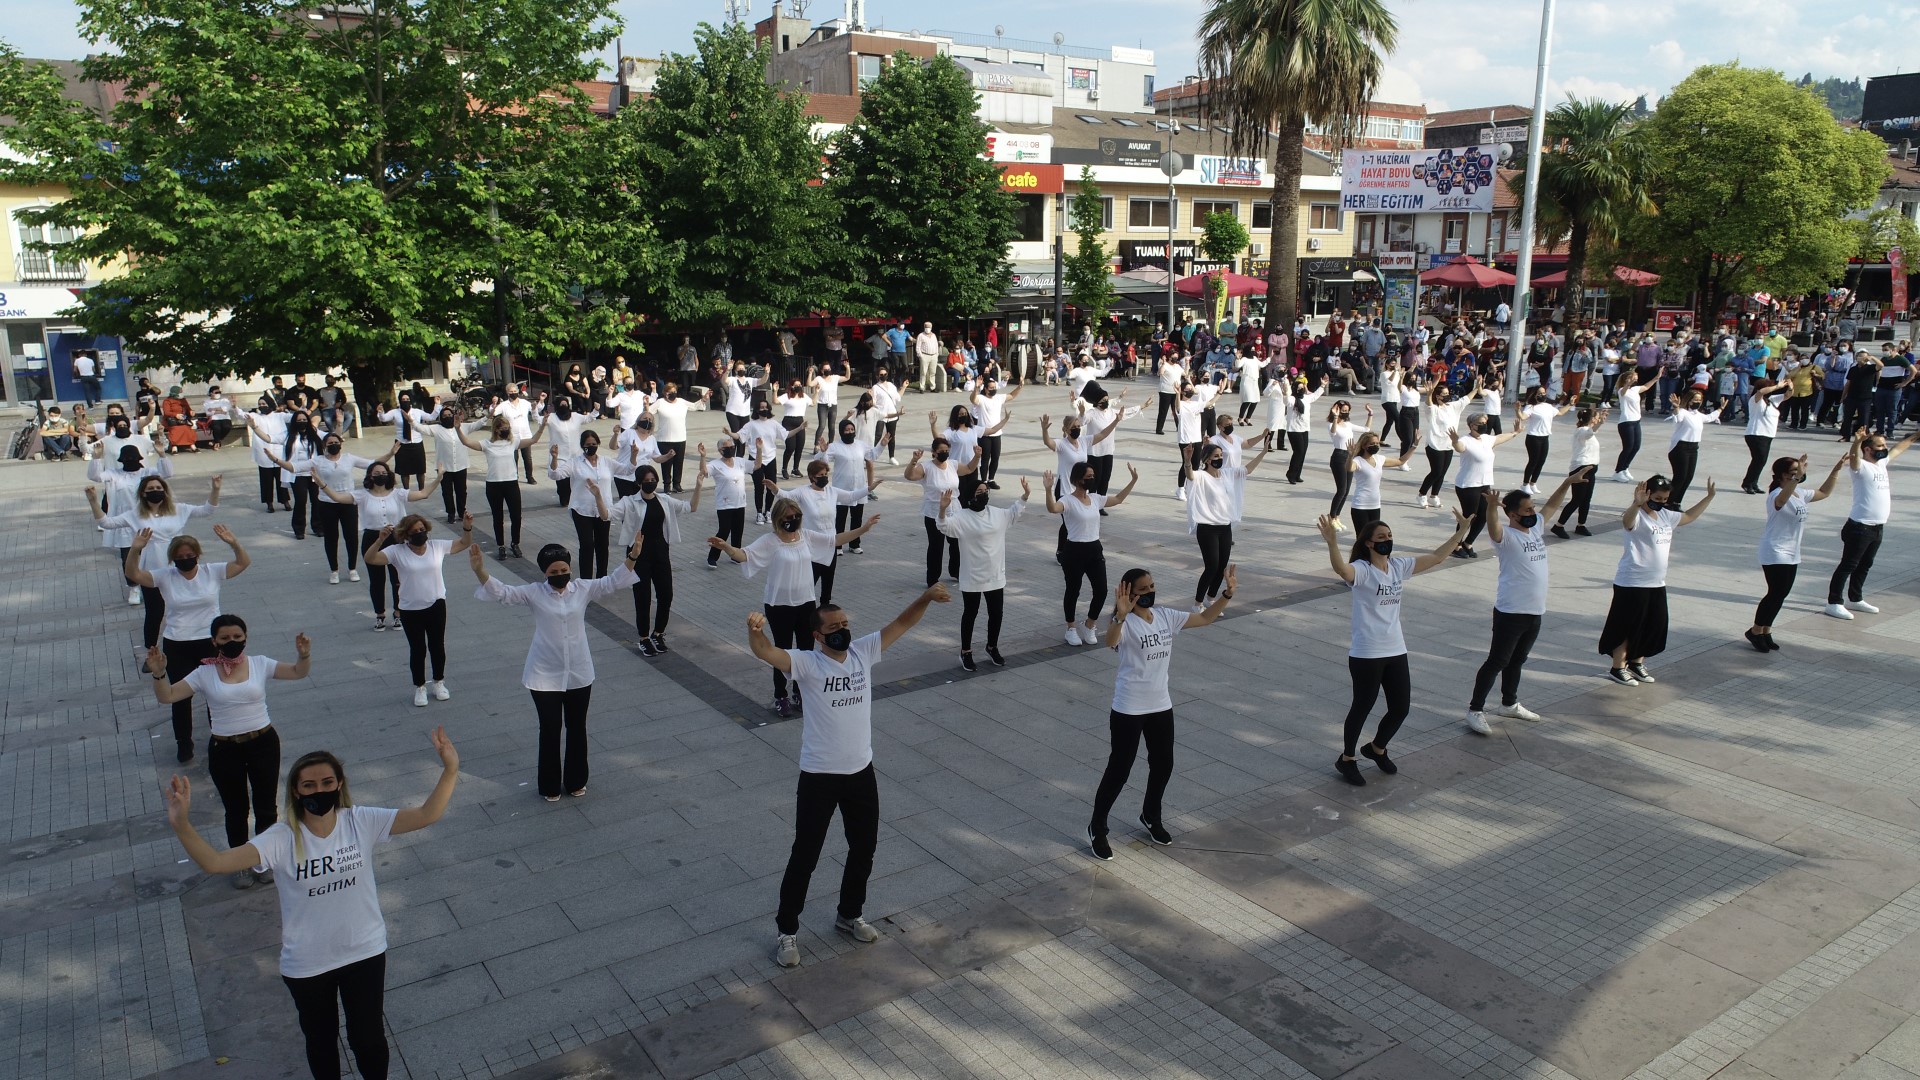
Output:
[1564, 222, 1589, 329]
[1265, 114, 1306, 332]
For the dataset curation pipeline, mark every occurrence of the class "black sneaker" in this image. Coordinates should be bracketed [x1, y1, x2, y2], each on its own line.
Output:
[651, 632, 670, 653]
[177, 742, 194, 764]
[986, 481, 1001, 490]
[985, 645, 1005, 667]
[1627, 662, 1655, 684]
[1335, 757, 1366, 786]
[1086, 827, 1114, 861]
[638, 637, 657, 657]
[1574, 525, 1592, 536]
[774, 696, 792, 718]
[1360, 744, 1398, 774]
[1744, 629, 1769, 653]
[1550, 524, 1570, 540]
[1763, 633, 1781, 651]
[1138, 816, 1173, 846]
[959, 652, 977, 672]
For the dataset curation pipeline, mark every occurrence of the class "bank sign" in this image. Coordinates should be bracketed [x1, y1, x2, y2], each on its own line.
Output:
[1194, 155, 1263, 186]
[1340, 147, 1497, 213]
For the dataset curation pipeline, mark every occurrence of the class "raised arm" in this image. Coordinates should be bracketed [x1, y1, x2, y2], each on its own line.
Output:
[390, 727, 461, 836]
[1677, 478, 1715, 527]
[1315, 516, 1355, 584]
[1888, 430, 1920, 463]
[1042, 471, 1064, 514]
[1183, 565, 1236, 628]
[1038, 415, 1057, 452]
[746, 610, 793, 672]
[362, 525, 395, 565]
[162, 775, 259, 875]
[447, 512, 476, 556]
[213, 523, 250, 578]
[1482, 489, 1505, 545]
[1413, 511, 1472, 574]
[1105, 463, 1140, 509]
[1243, 447, 1271, 475]
[124, 529, 157, 588]
[879, 584, 953, 650]
[271, 632, 312, 680]
[1541, 466, 1591, 520]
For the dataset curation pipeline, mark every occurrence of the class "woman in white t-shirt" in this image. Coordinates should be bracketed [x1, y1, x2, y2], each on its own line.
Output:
[150, 613, 303, 889]
[364, 513, 476, 706]
[1085, 565, 1236, 860]
[703, 437, 750, 570]
[89, 442, 172, 604]
[1346, 432, 1416, 535]
[1747, 453, 1845, 650]
[1280, 377, 1325, 484]
[550, 428, 615, 580]
[1825, 429, 1919, 620]
[936, 479, 1030, 670]
[1517, 387, 1574, 494]
[810, 363, 845, 437]
[1044, 461, 1139, 647]
[1325, 400, 1370, 522]
[1448, 416, 1520, 559]
[125, 525, 249, 763]
[1611, 368, 1650, 482]
[1419, 379, 1470, 507]
[968, 377, 1022, 489]
[1316, 510, 1469, 786]
[1663, 389, 1722, 504]
[1551, 406, 1609, 539]
[163, 727, 459, 1079]
[92, 471, 222, 653]
[650, 382, 710, 493]
[1183, 441, 1270, 605]
[310, 432, 399, 584]
[1739, 379, 1789, 494]
[316, 463, 439, 632]
[461, 414, 544, 559]
[1600, 475, 1715, 685]
[870, 364, 903, 463]
[778, 381, 813, 478]
[905, 439, 979, 587]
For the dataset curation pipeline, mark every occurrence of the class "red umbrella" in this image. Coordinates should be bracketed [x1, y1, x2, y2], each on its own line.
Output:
[1530, 266, 1660, 288]
[1531, 269, 1569, 287]
[1419, 257, 1516, 288]
[1175, 270, 1268, 298]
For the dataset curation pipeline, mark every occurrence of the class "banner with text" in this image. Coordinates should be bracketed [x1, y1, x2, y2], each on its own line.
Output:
[1893, 246, 1909, 320]
[1340, 147, 1498, 213]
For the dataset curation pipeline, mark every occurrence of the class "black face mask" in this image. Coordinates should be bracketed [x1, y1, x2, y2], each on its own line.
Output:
[143, 489, 166, 504]
[637, 423, 653, 434]
[840, 430, 856, 443]
[810, 475, 828, 488]
[1873, 448, 1890, 461]
[720, 444, 737, 459]
[756, 411, 772, 420]
[966, 494, 990, 512]
[822, 627, 853, 652]
[934, 450, 950, 464]
[556, 404, 573, 419]
[408, 530, 428, 546]
[1648, 498, 1670, 510]
[665, 391, 678, 401]
[217, 639, 246, 659]
[299, 789, 339, 817]
[1373, 540, 1395, 557]
[779, 515, 802, 533]
[983, 387, 997, 397]
[1065, 427, 1080, 440]
[367, 474, 391, 489]
[1517, 513, 1539, 529]
[325, 442, 342, 455]
[113, 425, 130, 439]
[1133, 590, 1156, 610]
[639, 478, 658, 494]
[1072, 472, 1090, 488]
[440, 415, 456, 427]
[547, 573, 571, 590]
[581, 442, 599, 456]
[173, 556, 198, 573]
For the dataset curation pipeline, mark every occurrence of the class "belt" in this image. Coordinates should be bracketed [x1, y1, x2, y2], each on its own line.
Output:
[211, 725, 273, 745]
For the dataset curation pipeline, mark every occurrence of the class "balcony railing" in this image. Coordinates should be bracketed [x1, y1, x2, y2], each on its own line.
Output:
[15, 251, 88, 283]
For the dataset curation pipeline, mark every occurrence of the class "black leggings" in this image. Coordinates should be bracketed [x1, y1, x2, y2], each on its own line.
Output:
[1238, 399, 1258, 422]
[1614, 421, 1641, 473]
[1420, 447, 1452, 497]
[1381, 402, 1400, 439]
[1285, 431, 1310, 483]
[1061, 539, 1107, 623]
[782, 418, 806, 475]
[283, 952, 388, 1080]
[141, 585, 165, 650]
[485, 480, 522, 548]
[1350, 506, 1381, 535]
[813, 555, 838, 607]
[1395, 408, 1417, 457]
[1156, 391, 1175, 434]
[923, 516, 958, 586]
[1343, 654, 1411, 758]
[1175, 443, 1198, 489]
[1469, 611, 1541, 711]
[257, 465, 286, 508]
[570, 511, 610, 580]
[752, 463, 777, 513]
[1742, 435, 1772, 491]
[1556, 469, 1594, 526]
[1756, 563, 1797, 627]
[1523, 434, 1550, 485]
[360, 532, 399, 614]
[1329, 449, 1352, 516]
[288, 475, 315, 538]
[1667, 441, 1699, 505]
[1089, 709, 1175, 835]
[439, 469, 468, 519]
[1457, 486, 1489, 547]
[1195, 522, 1233, 604]
[960, 588, 1005, 651]
[631, 542, 673, 635]
[836, 502, 866, 550]
[531, 685, 591, 797]
[710, 508, 745, 565]
[765, 602, 816, 700]
[1090, 453, 1115, 495]
[978, 434, 1003, 482]
[207, 726, 280, 849]
[1828, 519, 1883, 605]
[397, 599, 447, 685]
[163, 636, 211, 750]
[314, 500, 359, 571]
[660, 441, 687, 489]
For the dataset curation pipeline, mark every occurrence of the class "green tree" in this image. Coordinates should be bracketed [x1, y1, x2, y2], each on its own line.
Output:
[828, 52, 1020, 321]
[1197, 0, 1398, 330]
[1199, 210, 1252, 325]
[1064, 168, 1117, 326]
[617, 23, 850, 331]
[1628, 65, 1888, 328]
[1504, 98, 1651, 317]
[1850, 207, 1920, 263]
[0, 1, 639, 386]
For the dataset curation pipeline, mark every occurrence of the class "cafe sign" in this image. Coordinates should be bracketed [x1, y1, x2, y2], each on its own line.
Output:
[996, 163, 1065, 195]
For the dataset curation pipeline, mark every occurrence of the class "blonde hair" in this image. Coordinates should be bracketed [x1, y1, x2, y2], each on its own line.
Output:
[138, 476, 176, 517]
[283, 751, 353, 863]
[769, 496, 803, 528]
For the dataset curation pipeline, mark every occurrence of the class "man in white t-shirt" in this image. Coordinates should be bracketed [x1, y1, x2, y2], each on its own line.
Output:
[1465, 475, 1586, 734]
[746, 585, 951, 968]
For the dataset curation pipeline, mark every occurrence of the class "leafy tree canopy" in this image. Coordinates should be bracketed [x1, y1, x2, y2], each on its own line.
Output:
[1064, 168, 1116, 327]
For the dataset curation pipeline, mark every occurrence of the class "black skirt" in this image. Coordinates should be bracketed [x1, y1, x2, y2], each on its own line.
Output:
[1598, 584, 1668, 659]
[394, 441, 427, 476]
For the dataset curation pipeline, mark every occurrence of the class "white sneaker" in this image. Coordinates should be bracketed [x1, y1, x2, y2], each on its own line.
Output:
[1465, 710, 1492, 735]
[1824, 603, 1855, 620]
[1413, 495, 1428, 507]
[1399, 461, 1413, 472]
[1080, 624, 1100, 645]
[429, 680, 451, 701]
[1845, 599, 1880, 614]
[1066, 627, 1084, 646]
[412, 687, 429, 707]
[774, 933, 800, 968]
[887, 457, 898, 465]
[835, 915, 880, 943]
[349, 569, 361, 582]
[127, 587, 141, 605]
[1612, 470, 1633, 483]
[1493, 702, 1542, 722]
[1177, 487, 1187, 502]
[328, 572, 340, 585]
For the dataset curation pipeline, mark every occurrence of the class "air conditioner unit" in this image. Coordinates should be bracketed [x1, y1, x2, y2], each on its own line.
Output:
[1250, 242, 1264, 256]
[1086, 89, 1100, 101]
[1306, 237, 1322, 251]
[1414, 241, 1431, 253]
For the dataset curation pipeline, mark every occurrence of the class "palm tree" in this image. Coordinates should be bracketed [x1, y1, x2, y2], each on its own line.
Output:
[1508, 98, 1652, 318]
[1197, 0, 1398, 331]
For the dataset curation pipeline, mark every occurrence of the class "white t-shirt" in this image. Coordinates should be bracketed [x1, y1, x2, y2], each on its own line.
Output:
[918, 461, 961, 518]
[788, 633, 883, 774]
[972, 391, 1008, 429]
[1348, 556, 1415, 658]
[1758, 490, 1811, 566]
[1491, 521, 1550, 615]
[480, 440, 521, 483]
[251, 806, 400, 978]
[943, 425, 980, 466]
[651, 397, 691, 442]
[557, 453, 614, 516]
[743, 531, 834, 605]
[352, 489, 409, 531]
[546, 411, 593, 458]
[607, 390, 650, 430]
[384, 538, 451, 611]
[739, 418, 787, 467]
[1426, 399, 1466, 449]
[182, 653, 275, 736]
[493, 397, 533, 439]
[1667, 407, 1720, 449]
[1617, 384, 1648, 423]
[313, 452, 375, 504]
[1059, 492, 1107, 543]
[1746, 394, 1784, 439]
[1085, 402, 1138, 457]
[249, 411, 288, 469]
[1174, 387, 1218, 443]
[154, 562, 227, 642]
[1112, 606, 1190, 714]
[813, 374, 843, 407]
[100, 504, 214, 573]
[1328, 420, 1360, 452]
[724, 376, 758, 416]
[1158, 362, 1185, 394]
[1614, 506, 1680, 588]
[707, 459, 748, 511]
[1454, 434, 1496, 488]
[1522, 404, 1558, 437]
[871, 382, 903, 421]
[202, 395, 232, 421]
[780, 393, 812, 419]
[1569, 427, 1600, 469]
[938, 502, 1024, 591]
[1848, 458, 1891, 525]
[1185, 467, 1241, 527]
[821, 439, 876, 491]
[1351, 455, 1384, 511]
[1284, 387, 1325, 434]
[1053, 431, 1089, 481]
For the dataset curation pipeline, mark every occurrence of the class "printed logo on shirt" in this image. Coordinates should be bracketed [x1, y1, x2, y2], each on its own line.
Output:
[1134, 629, 1173, 661]
[1520, 534, 1547, 561]
[1374, 582, 1403, 606]
[821, 670, 868, 710]
[294, 843, 366, 896]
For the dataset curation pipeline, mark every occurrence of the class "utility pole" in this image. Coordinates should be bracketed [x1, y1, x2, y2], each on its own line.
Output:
[1506, 0, 1556, 402]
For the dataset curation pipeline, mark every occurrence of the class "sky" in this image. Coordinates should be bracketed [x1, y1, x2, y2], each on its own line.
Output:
[1, 0, 1908, 116]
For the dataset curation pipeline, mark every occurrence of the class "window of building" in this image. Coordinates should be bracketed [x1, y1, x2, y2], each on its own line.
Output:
[1112, 117, 1140, 127]
[1128, 198, 1174, 229]
[1385, 215, 1415, 250]
[857, 54, 882, 88]
[1069, 194, 1115, 230]
[1075, 114, 1106, 124]
[1143, 74, 1155, 107]
[1013, 195, 1047, 243]
[1069, 68, 1095, 90]
[1184, 123, 1207, 133]
[1441, 213, 1469, 254]
[1355, 214, 1378, 254]
[1486, 213, 1509, 256]
[1308, 203, 1343, 232]
[10, 212, 84, 282]
[1193, 199, 1239, 222]
[1252, 202, 1273, 230]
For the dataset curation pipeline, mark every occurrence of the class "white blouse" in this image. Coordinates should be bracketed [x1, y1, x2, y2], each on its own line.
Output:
[475, 567, 639, 690]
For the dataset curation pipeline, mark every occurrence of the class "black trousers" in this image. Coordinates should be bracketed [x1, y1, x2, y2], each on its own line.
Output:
[1195, 522, 1233, 604]
[1350, 505, 1381, 535]
[1756, 563, 1797, 627]
[1380, 401, 1400, 439]
[207, 726, 280, 848]
[765, 602, 815, 700]
[1829, 519, 1883, 604]
[660, 441, 687, 489]
[1667, 441, 1700, 504]
[922, 516, 958, 586]
[1614, 421, 1641, 473]
[314, 500, 359, 571]
[1742, 435, 1772, 490]
[752, 463, 777, 514]
[1394, 408, 1417, 457]
[960, 588, 1005, 651]
[813, 555, 838, 606]
[710, 508, 745, 565]
[1237, 399, 1257, 422]
[1840, 395, 1871, 437]
[1089, 453, 1115, 496]
[1457, 485, 1489, 547]
[1061, 539, 1107, 623]
[1344, 654, 1411, 757]
[1286, 431, 1310, 483]
[1156, 391, 1175, 434]
[283, 952, 388, 1080]
[518, 444, 535, 482]
[835, 502, 866, 550]
[531, 685, 592, 797]
[485, 480, 522, 548]
[1523, 434, 1550, 485]
[257, 465, 287, 508]
[1089, 709, 1175, 836]
[397, 600, 447, 685]
[1469, 610, 1542, 711]
[570, 511, 610, 580]
[776, 765, 879, 936]
[439, 469, 468, 519]
[1420, 447, 1452, 497]
[781, 418, 806, 475]
[978, 434, 1003, 482]
[631, 542, 673, 635]
[288, 475, 315, 538]
[163, 637, 212, 749]
[1329, 449, 1353, 516]
[141, 585, 165, 650]
[1556, 469, 1594, 526]
[360, 532, 399, 614]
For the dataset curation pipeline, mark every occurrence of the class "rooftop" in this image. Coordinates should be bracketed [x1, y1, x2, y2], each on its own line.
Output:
[1426, 104, 1531, 128]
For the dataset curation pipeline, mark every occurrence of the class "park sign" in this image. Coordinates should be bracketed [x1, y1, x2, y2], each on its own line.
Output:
[1340, 147, 1498, 213]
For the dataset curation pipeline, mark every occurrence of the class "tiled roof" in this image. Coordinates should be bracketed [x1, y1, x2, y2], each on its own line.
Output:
[1426, 104, 1530, 128]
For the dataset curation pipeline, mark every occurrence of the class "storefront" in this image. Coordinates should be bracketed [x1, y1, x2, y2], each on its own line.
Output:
[1, 285, 129, 403]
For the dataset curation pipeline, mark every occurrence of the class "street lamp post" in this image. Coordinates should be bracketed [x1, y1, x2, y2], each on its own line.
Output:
[1053, 192, 1066, 359]
[1505, 0, 1557, 402]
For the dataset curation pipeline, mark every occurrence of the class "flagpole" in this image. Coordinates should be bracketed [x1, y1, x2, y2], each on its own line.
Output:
[1506, 0, 1556, 403]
